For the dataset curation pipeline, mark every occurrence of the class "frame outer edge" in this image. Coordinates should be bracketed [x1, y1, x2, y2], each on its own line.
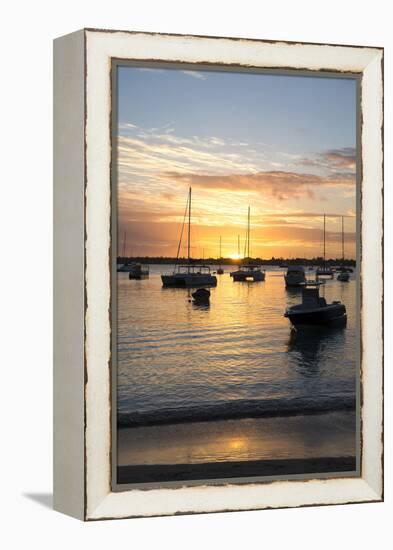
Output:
[53, 29, 86, 520]
[360, 50, 384, 499]
[83, 29, 384, 520]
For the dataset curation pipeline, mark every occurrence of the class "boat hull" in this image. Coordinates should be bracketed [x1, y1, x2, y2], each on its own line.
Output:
[316, 269, 334, 279]
[284, 276, 306, 287]
[285, 304, 347, 328]
[129, 272, 149, 279]
[161, 274, 217, 287]
[232, 270, 265, 282]
[118, 264, 137, 272]
[337, 273, 350, 282]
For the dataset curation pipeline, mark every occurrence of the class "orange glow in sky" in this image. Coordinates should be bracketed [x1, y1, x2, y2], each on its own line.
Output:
[117, 67, 357, 260]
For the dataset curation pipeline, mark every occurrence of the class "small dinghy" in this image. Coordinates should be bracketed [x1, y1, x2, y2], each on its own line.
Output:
[192, 288, 211, 304]
[284, 283, 347, 328]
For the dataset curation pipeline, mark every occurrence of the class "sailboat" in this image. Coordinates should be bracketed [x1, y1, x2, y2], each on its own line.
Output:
[316, 214, 334, 279]
[231, 207, 265, 282]
[217, 236, 224, 275]
[117, 231, 149, 276]
[117, 231, 133, 272]
[161, 187, 217, 287]
[337, 216, 350, 282]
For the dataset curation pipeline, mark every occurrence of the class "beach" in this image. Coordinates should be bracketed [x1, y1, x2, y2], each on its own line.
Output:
[117, 410, 357, 484]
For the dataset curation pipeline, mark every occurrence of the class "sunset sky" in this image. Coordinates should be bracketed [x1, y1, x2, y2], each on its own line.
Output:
[117, 66, 357, 260]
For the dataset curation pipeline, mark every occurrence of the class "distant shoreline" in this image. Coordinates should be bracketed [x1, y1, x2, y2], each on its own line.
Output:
[117, 257, 356, 267]
[117, 456, 357, 484]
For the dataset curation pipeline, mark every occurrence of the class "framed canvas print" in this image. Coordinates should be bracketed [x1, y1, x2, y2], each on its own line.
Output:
[53, 29, 383, 520]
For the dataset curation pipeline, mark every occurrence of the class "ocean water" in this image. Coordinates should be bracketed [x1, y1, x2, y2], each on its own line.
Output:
[117, 265, 357, 425]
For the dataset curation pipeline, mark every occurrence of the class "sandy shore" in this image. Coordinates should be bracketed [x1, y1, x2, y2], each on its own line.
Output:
[118, 456, 356, 484]
[117, 410, 357, 484]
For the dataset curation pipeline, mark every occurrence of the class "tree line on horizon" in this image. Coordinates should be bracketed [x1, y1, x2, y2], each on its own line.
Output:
[117, 255, 356, 266]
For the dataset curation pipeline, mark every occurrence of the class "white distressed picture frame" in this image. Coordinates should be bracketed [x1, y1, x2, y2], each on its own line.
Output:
[53, 29, 383, 521]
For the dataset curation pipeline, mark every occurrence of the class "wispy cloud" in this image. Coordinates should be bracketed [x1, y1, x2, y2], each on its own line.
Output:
[117, 135, 259, 180]
[119, 122, 139, 130]
[163, 169, 355, 201]
[137, 68, 165, 74]
[181, 70, 207, 80]
[298, 147, 356, 173]
[324, 147, 356, 169]
[263, 211, 356, 219]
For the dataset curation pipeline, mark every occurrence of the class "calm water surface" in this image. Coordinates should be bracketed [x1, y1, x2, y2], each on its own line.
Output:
[117, 265, 357, 423]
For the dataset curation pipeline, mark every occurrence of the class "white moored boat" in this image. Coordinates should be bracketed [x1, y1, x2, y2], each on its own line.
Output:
[161, 187, 217, 288]
[284, 265, 306, 287]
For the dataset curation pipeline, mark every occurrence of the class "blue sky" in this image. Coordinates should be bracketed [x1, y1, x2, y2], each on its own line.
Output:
[117, 65, 357, 259]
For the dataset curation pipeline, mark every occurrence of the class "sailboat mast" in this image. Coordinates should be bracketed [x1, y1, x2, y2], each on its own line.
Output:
[323, 214, 326, 264]
[123, 231, 127, 258]
[341, 216, 345, 261]
[238, 235, 240, 257]
[188, 187, 191, 263]
[248, 206, 251, 259]
[219, 236, 222, 259]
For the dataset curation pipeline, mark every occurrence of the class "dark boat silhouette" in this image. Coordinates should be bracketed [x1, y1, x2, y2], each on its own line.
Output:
[284, 283, 347, 328]
[217, 236, 224, 274]
[337, 271, 350, 282]
[231, 206, 265, 282]
[191, 288, 211, 304]
[128, 263, 149, 279]
[316, 214, 334, 279]
[161, 187, 217, 288]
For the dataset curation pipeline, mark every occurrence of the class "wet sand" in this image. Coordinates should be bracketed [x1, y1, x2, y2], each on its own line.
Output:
[118, 456, 356, 484]
[117, 410, 357, 484]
